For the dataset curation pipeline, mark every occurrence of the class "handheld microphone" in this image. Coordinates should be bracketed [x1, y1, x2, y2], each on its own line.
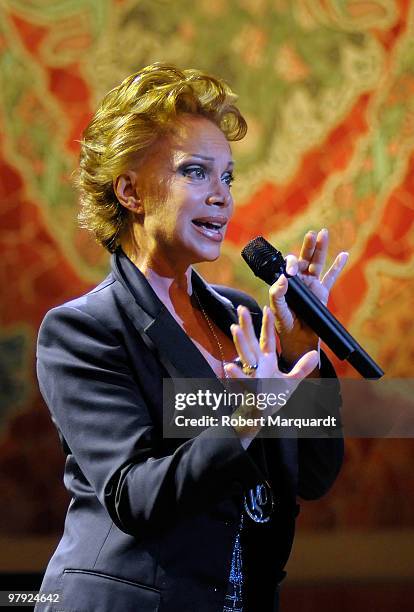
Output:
[241, 236, 384, 379]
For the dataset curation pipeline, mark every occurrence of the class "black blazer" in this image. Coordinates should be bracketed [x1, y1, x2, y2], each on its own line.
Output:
[35, 248, 343, 612]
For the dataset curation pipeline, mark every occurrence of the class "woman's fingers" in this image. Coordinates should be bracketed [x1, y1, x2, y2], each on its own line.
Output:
[284, 254, 298, 276]
[228, 304, 319, 380]
[269, 273, 295, 334]
[230, 325, 257, 368]
[225, 346, 319, 383]
[298, 228, 329, 277]
[224, 362, 248, 379]
[285, 350, 319, 379]
[321, 252, 349, 292]
[230, 306, 260, 368]
[237, 306, 258, 352]
[298, 230, 317, 272]
[259, 305, 276, 354]
[228, 305, 278, 379]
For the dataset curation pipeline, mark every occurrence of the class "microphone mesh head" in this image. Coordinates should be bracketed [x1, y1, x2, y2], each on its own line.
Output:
[241, 236, 285, 284]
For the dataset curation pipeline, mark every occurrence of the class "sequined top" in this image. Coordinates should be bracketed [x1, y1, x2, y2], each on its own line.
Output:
[223, 513, 244, 612]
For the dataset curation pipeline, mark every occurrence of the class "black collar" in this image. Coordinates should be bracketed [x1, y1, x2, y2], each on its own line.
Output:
[111, 248, 237, 380]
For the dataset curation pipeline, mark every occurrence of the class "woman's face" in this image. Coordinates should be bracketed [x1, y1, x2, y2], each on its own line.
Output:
[131, 115, 235, 271]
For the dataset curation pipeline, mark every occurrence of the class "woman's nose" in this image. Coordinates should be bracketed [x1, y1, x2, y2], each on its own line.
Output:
[206, 179, 231, 207]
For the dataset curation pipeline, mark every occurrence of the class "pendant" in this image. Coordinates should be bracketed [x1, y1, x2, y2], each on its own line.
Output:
[243, 481, 275, 523]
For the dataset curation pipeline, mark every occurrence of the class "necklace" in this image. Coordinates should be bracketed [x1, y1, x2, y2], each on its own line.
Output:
[193, 286, 275, 525]
[192, 287, 244, 606]
[192, 287, 229, 379]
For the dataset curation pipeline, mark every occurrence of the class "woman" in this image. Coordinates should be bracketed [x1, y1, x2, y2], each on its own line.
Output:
[36, 63, 348, 611]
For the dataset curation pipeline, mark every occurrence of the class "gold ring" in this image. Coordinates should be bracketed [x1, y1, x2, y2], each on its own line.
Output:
[233, 358, 258, 376]
[242, 362, 258, 376]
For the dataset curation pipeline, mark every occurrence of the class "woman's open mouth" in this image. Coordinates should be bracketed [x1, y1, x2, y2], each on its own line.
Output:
[191, 217, 227, 242]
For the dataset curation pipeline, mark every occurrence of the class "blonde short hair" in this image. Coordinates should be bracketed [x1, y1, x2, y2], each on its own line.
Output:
[76, 63, 247, 252]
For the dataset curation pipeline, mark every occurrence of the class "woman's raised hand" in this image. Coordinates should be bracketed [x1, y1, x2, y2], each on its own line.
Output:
[269, 228, 348, 366]
[224, 305, 319, 448]
[224, 304, 319, 381]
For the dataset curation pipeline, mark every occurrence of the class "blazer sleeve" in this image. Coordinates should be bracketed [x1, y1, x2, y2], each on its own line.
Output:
[296, 351, 344, 500]
[36, 305, 265, 536]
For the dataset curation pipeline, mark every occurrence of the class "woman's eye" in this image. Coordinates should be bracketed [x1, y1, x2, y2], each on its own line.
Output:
[222, 172, 234, 187]
[182, 166, 206, 180]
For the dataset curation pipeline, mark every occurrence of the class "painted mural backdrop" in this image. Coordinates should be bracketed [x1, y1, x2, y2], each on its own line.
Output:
[0, 0, 413, 535]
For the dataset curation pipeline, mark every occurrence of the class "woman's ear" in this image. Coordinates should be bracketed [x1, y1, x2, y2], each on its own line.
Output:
[113, 171, 143, 214]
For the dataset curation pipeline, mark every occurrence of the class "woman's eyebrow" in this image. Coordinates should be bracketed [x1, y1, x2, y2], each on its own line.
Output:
[187, 154, 235, 167]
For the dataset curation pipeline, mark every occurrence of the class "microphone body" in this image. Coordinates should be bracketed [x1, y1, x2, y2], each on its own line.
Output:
[241, 237, 384, 379]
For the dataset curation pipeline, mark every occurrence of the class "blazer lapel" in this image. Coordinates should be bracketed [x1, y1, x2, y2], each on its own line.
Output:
[111, 249, 237, 380]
